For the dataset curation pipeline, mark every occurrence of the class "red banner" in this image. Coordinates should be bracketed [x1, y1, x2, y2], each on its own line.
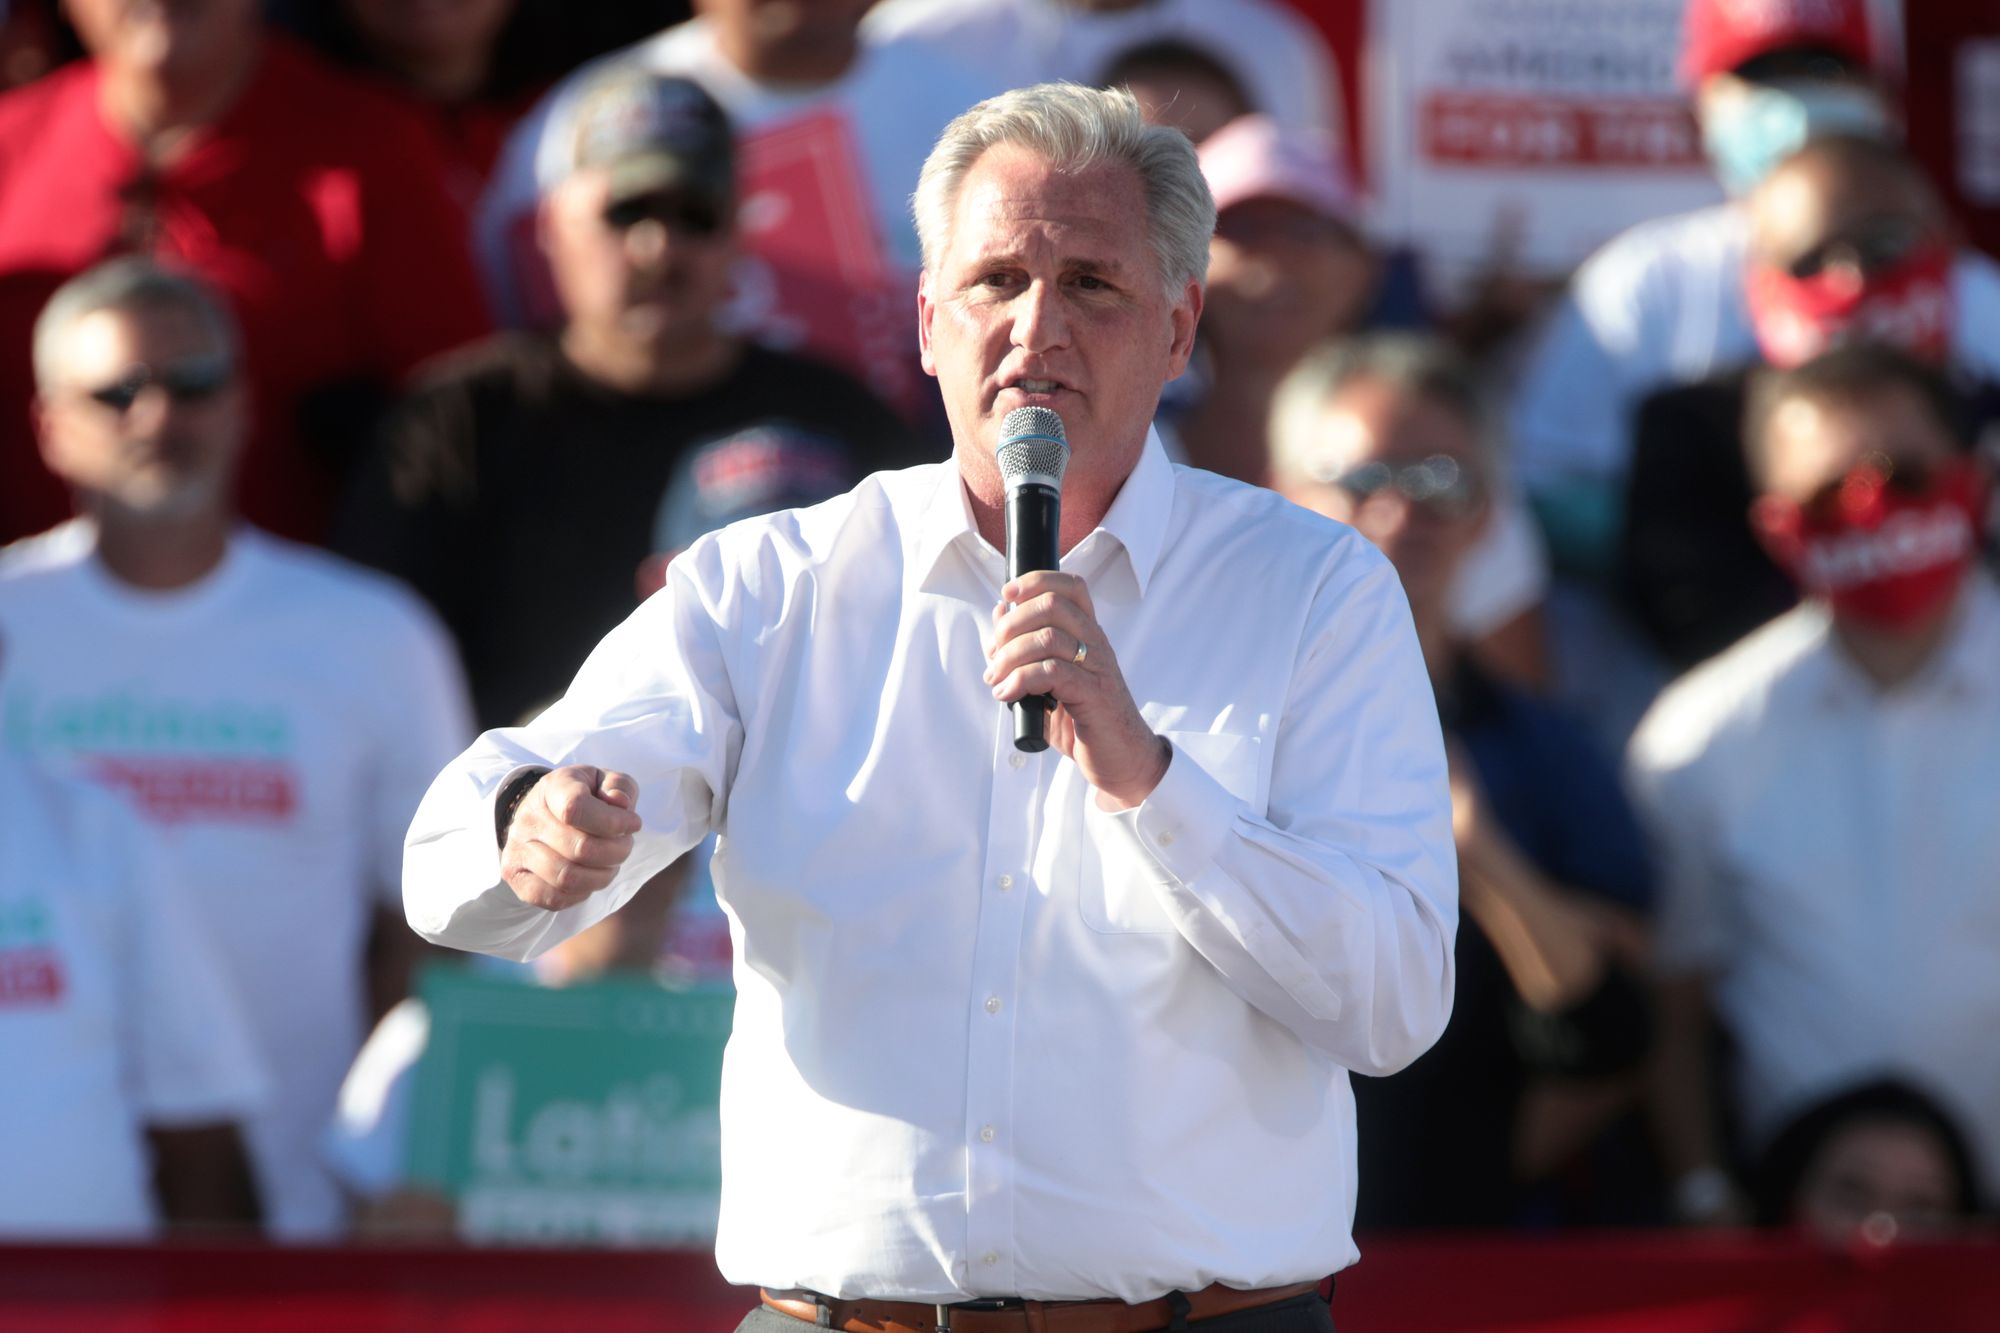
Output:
[5, 1234, 1999, 1332]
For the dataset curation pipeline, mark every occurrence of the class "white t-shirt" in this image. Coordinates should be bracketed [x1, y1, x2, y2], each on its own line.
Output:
[1511, 203, 2000, 491]
[0, 759, 266, 1239]
[1627, 579, 2000, 1193]
[0, 522, 473, 1239]
[863, 0, 1342, 141]
[476, 17, 977, 326]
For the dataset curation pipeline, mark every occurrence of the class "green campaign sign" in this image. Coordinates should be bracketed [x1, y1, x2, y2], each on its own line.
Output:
[406, 966, 734, 1245]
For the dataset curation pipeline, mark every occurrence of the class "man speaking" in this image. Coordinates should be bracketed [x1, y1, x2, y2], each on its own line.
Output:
[406, 83, 1456, 1331]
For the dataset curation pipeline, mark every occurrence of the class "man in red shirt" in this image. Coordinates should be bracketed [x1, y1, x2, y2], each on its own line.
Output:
[0, 0, 490, 544]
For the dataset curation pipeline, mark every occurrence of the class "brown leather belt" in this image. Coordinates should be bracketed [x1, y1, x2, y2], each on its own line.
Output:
[760, 1280, 1322, 1333]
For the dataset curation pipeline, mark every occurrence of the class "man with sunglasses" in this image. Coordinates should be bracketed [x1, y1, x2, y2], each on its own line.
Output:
[338, 69, 917, 730]
[0, 258, 474, 1240]
[1271, 334, 1655, 1229]
[0, 0, 492, 548]
[1620, 133, 2000, 672]
[1628, 343, 2000, 1225]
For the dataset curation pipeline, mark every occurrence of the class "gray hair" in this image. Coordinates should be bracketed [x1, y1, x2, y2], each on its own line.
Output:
[912, 82, 1215, 299]
[1269, 333, 1490, 487]
[32, 257, 240, 393]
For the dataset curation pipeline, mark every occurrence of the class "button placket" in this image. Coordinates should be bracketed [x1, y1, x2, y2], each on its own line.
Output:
[960, 704, 1037, 1294]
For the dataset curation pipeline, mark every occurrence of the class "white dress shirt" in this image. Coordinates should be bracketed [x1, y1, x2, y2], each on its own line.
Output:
[405, 433, 1457, 1301]
[1627, 578, 2000, 1194]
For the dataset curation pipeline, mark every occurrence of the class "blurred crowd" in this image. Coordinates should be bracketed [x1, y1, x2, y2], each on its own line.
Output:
[1, 0, 1996, 1257]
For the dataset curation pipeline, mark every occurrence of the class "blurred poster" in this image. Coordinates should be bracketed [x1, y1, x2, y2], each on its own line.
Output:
[1367, 0, 1725, 302]
[726, 109, 925, 421]
[406, 969, 732, 1246]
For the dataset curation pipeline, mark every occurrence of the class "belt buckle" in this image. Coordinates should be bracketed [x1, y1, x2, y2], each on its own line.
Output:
[936, 1296, 1024, 1333]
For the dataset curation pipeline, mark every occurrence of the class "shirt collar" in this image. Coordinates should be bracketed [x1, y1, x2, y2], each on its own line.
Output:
[911, 427, 1177, 600]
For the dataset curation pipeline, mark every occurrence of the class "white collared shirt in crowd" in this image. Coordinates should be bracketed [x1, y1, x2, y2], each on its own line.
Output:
[1627, 577, 2000, 1195]
[405, 432, 1457, 1301]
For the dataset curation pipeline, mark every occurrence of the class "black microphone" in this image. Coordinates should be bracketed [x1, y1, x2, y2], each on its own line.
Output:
[995, 406, 1070, 752]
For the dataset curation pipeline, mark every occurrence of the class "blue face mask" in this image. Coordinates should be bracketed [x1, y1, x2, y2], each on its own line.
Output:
[1701, 80, 1891, 196]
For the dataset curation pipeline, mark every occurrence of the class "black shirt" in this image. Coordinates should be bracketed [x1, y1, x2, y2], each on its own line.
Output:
[335, 333, 926, 727]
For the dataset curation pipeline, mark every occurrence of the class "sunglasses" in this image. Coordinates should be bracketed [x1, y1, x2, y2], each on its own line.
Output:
[601, 192, 724, 238]
[1785, 216, 1928, 281]
[1799, 450, 1941, 523]
[81, 356, 232, 414]
[1325, 454, 1483, 518]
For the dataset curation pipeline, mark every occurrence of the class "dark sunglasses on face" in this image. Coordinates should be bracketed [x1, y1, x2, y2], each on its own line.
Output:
[1785, 215, 1928, 281]
[81, 356, 233, 413]
[1800, 450, 1941, 522]
[601, 192, 724, 238]
[1325, 454, 1484, 518]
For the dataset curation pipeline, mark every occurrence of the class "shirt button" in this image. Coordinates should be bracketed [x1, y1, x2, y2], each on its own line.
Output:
[985, 995, 1002, 1014]
[996, 873, 1013, 891]
[980, 1125, 996, 1143]
[1009, 752, 1027, 769]
[1158, 830, 1176, 847]
[982, 1253, 1000, 1267]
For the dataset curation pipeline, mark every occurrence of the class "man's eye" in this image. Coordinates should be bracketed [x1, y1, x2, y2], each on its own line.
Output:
[1074, 274, 1113, 292]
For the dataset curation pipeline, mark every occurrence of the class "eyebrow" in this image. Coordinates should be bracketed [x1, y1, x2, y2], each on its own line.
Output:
[961, 249, 1136, 280]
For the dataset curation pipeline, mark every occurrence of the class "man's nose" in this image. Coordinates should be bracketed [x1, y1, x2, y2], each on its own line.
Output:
[623, 218, 673, 270]
[122, 383, 177, 434]
[1010, 280, 1070, 352]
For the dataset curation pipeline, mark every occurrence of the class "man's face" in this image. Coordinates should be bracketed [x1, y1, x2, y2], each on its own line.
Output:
[1793, 1118, 1963, 1244]
[918, 143, 1200, 511]
[541, 168, 737, 356]
[1745, 156, 1954, 367]
[35, 302, 245, 517]
[342, 0, 514, 66]
[1205, 197, 1373, 371]
[66, 0, 258, 79]
[1280, 375, 1487, 613]
[1750, 157, 1946, 289]
[1758, 383, 1958, 512]
[694, 0, 871, 59]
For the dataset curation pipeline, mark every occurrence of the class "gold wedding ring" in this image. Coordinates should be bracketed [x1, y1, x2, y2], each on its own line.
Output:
[1072, 639, 1090, 667]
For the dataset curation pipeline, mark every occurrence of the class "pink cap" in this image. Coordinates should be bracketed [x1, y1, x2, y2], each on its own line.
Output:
[1198, 114, 1357, 226]
[1679, 0, 1874, 85]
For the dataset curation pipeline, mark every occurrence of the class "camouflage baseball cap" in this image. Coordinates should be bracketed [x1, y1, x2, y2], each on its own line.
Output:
[568, 67, 735, 210]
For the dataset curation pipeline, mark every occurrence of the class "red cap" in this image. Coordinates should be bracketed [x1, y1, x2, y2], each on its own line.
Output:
[1679, 0, 1874, 85]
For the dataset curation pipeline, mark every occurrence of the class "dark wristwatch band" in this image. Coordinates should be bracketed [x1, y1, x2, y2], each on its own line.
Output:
[494, 767, 551, 848]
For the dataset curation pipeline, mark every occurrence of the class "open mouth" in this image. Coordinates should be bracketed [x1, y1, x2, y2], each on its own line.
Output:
[996, 376, 1072, 404]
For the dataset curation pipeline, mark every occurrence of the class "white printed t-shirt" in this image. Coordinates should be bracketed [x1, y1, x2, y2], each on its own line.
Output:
[0, 758, 266, 1238]
[1626, 578, 2000, 1194]
[0, 521, 473, 1239]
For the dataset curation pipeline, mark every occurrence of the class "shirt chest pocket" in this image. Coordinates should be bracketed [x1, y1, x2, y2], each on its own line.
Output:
[1074, 729, 1261, 935]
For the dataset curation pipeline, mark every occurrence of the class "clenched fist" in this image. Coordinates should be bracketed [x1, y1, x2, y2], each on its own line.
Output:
[499, 765, 642, 911]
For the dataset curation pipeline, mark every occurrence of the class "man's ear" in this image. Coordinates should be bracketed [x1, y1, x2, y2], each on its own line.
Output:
[917, 270, 938, 378]
[1165, 278, 1203, 379]
[30, 394, 63, 474]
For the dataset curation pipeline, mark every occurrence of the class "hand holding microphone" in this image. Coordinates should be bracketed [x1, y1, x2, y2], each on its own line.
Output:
[984, 407, 1170, 809]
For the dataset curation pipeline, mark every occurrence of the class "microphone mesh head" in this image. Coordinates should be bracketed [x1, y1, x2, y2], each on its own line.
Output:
[996, 406, 1069, 490]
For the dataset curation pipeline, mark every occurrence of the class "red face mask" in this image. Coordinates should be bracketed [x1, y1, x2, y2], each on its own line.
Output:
[1753, 456, 1985, 629]
[1745, 240, 1955, 369]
